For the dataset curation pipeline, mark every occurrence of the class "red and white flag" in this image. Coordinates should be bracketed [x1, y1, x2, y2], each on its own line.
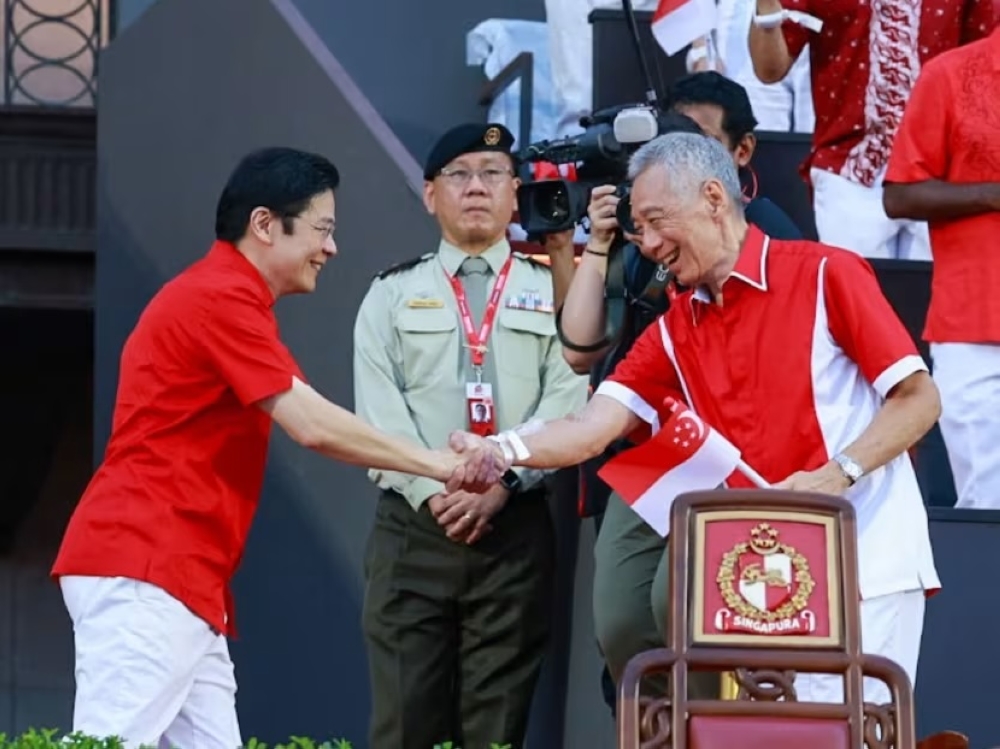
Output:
[651, 0, 717, 57]
[598, 398, 741, 536]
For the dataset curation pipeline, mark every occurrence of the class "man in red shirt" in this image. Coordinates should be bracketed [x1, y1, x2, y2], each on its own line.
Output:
[748, 0, 995, 260]
[883, 26, 1000, 510]
[51, 147, 501, 749]
[454, 131, 942, 703]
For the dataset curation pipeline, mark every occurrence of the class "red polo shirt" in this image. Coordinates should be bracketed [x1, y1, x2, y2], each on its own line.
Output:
[885, 27, 1000, 343]
[52, 241, 303, 636]
[595, 227, 940, 599]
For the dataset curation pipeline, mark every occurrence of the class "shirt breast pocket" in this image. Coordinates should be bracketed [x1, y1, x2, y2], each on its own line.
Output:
[496, 308, 554, 386]
[396, 307, 459, 387]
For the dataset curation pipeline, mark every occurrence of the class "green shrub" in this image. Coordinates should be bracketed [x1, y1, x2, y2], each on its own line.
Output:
[0, 729, 512, 749]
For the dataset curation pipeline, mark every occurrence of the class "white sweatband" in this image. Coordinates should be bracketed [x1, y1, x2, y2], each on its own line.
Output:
[504, 431, 532, 461]
[685, 44, 708, 72]
[752, 9, 823, 32]
[487, 434, 516, 464]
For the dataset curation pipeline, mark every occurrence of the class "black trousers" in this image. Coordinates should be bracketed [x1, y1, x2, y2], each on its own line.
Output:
[362, 488, 556, 749]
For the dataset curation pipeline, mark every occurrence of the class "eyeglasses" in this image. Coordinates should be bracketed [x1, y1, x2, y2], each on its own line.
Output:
[296, 216, 335, 240]
[438, 167, 513, 186]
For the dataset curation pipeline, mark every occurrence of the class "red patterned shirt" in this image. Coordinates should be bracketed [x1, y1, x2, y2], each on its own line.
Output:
[779, 0, 995, 187]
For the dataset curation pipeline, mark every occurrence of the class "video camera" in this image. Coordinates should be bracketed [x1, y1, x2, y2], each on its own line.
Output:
[515, 104, 676, 237]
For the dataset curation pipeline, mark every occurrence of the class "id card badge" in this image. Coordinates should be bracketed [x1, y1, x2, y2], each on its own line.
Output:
[466, 381, 496, 436]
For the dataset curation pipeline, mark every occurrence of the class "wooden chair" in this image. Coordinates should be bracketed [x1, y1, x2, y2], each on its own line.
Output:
[617, 489, 917, 749]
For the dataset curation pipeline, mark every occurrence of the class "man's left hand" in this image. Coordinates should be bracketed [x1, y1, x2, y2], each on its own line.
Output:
[774, 461, 852, 496]
[542, 229, 576, 260]
[432, 485, 511, 545]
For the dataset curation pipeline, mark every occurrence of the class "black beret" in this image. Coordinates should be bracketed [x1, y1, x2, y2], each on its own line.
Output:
[423, 123, 515, 180]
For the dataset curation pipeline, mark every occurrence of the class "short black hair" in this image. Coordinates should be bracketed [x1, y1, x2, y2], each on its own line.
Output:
[667, 71, 758, 147]
[656, 109, 707, 137]
[215, 147, 341, 242]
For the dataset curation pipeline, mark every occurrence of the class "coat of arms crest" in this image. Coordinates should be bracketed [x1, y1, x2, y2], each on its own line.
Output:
[714, 522, 818, 635]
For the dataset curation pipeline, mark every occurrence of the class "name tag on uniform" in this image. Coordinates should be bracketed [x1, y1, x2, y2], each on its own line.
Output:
[406, 297, 445, 309]
[504, 291, 554, 314]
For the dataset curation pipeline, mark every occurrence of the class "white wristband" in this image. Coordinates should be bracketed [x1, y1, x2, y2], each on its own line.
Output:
[752, 9, 823, 32]
[685, 44, 708, 72]
[487, 434, 516, 464]
[504, 431, 532, 461]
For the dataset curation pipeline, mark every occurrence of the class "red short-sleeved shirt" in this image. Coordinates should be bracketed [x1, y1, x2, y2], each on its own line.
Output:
[885, 28, 1000, 343]
[595, 227, 939, 599]
[51, 241, 303, 636]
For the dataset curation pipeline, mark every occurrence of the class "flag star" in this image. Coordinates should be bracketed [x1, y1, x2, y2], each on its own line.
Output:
[673, 438, 680, 444]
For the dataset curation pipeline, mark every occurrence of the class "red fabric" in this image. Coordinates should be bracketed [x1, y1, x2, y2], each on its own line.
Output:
[52, 241, 303, 636]
[885, 28, 1000, 343]
[604, 226, 920, 487]
[778, 0, 996, 187]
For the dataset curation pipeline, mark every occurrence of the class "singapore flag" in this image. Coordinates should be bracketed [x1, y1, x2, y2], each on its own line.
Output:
[598, 398, 741, 536]
[651, 0, 717, 57]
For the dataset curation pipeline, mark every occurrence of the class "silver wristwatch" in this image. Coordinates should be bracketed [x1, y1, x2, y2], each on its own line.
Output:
[832, 453, 864, 485]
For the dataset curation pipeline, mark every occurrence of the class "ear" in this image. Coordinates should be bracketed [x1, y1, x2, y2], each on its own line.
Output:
[248, 207, 275, 245]
[734, 133, 756, 168]
[704, 179, 728, 215]
[422, 181, 436, 215]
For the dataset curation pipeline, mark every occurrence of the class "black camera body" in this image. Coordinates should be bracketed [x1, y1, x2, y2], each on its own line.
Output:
[515, 104, 677, 237]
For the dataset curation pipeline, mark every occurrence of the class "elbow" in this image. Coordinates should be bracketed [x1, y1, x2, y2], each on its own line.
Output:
[750, 53, 789, 85]
[563, 349, 596, 376]
[288, 418, 326, 452]
[891, 371, 942, 440]
[882, 185, 909, 219]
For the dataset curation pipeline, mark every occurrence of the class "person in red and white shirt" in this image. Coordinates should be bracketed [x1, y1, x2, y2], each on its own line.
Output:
[883, 26, 1000, 509]
[51, 147, 502, 749]
[748, 0, 995, 260]
[453, 131, 942, 703]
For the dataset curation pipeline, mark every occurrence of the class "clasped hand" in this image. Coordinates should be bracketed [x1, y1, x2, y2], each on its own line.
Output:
[439, 430, 509, 495]
[431, 431, 512, 544]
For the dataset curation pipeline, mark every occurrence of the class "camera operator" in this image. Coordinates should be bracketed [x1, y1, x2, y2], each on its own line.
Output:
[557, 75, 804, 712]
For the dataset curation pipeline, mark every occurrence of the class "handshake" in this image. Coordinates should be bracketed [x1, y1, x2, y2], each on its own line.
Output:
[427, 429, 530, 545]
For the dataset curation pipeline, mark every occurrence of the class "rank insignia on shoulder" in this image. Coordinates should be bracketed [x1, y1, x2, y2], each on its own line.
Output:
[505, 291, 554, 313]
[375, 253, 434, 280]
[406, 297, 445, 309]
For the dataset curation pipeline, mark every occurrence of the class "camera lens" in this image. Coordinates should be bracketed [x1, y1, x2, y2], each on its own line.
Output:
[535, 183, 570, 222]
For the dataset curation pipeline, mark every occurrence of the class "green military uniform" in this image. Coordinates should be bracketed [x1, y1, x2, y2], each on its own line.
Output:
[354, 236, 588, 749]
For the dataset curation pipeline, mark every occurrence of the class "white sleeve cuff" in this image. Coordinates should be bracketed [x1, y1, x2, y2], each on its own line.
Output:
[594, 381, 661, 434]
[872, 354, 929, 398]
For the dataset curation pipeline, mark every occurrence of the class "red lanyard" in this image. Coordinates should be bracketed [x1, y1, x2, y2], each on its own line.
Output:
[445, 255, 514, 370]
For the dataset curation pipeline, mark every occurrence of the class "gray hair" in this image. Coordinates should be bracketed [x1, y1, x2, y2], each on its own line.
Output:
[627, 132, 744, 211]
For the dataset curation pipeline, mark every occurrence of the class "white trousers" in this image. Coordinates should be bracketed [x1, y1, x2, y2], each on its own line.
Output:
[931, 342, 1000, 509]
[811, 167, 932, 261]
[61, 575, 241, 749]
[795, 589, 925, 703]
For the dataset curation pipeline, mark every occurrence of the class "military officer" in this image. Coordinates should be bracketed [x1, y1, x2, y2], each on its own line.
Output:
[354, 122, 588, 749]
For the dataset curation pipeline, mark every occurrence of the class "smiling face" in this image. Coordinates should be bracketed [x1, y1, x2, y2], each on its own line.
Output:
[248, 189, 337, 297]
[629, 164, 730, 288]
[423, 151, 518, 251]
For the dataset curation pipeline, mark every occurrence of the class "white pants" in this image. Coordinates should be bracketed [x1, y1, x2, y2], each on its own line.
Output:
[811, 167, 932, 261]
[796, 590, 925, 703]
[931, 342, 1000, 509]
[61, 575, 241, 749]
